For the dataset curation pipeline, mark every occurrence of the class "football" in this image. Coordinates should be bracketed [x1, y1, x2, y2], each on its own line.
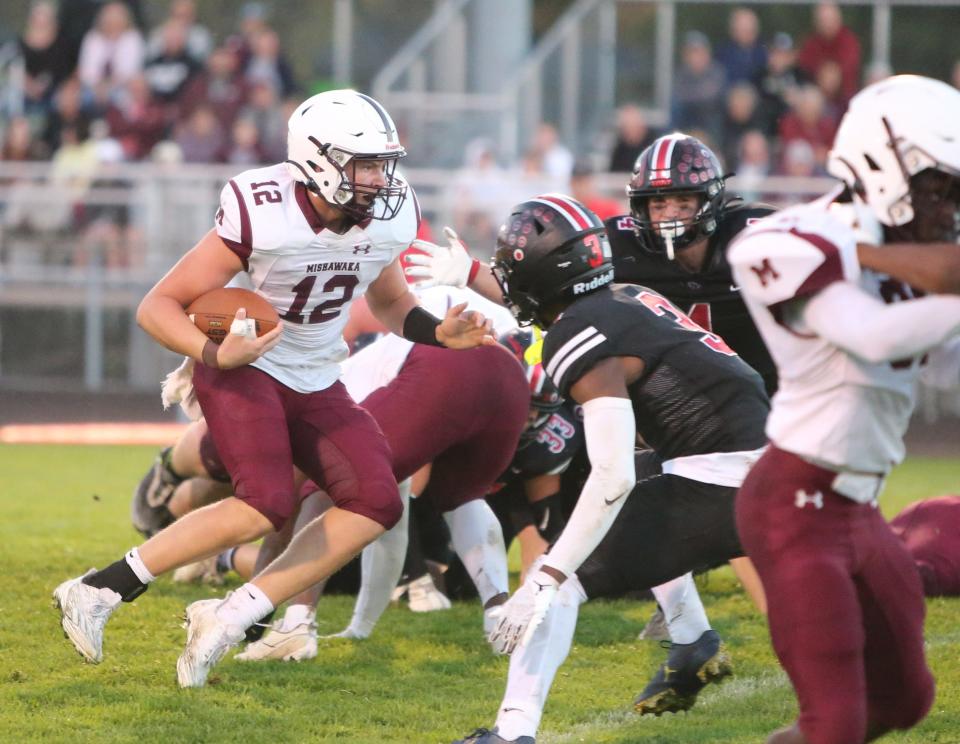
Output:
[186, 287, 279, 344]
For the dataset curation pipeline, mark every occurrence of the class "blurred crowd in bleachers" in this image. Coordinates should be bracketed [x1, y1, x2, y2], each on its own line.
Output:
[2, 1, 960, 255]
[441, 2, 960, 248]
[0, 0, 301, 168]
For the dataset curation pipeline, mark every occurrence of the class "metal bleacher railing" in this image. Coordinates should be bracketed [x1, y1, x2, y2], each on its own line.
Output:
[0, 161, 956, 422]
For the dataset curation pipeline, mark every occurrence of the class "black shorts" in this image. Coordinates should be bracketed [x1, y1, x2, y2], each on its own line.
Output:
[577, 474, 743, 599]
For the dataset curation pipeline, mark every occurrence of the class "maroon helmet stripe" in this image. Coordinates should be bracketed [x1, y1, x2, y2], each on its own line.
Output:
[228, 179, 252, 250]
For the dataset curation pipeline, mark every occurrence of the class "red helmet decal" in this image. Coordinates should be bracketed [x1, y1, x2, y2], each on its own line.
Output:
[583, 234, 604, 268]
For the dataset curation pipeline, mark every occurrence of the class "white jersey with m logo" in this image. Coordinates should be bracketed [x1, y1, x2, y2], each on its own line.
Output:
[728, 192, 925, 474]
[215, 163, 418, 392]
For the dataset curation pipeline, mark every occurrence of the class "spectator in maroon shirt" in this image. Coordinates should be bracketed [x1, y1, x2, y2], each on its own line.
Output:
[777, 83, 837, 173]
[105, 74, 168, 160]
[178, 45, 250, 133]
[797, 2, 862, 105]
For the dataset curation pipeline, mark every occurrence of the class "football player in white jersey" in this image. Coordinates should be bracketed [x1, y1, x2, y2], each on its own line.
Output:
[728, 75, 960, 744]
[53, 89, 495, 688]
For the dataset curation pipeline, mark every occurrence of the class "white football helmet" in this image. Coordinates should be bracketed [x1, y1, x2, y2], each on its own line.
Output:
[286, 89, 407, 221]
[827, 75, 960, 229]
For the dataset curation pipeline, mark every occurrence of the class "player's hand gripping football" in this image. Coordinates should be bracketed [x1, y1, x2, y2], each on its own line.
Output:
[436, 302, 496, 349]
[215, 308, 283, 369]
[487, 567, 561, 655]
[404, 227, 473, 288]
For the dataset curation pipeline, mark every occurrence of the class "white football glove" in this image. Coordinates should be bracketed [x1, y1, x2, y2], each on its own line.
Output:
[404, 227, 474, 288]
[486, 568, 561, 655]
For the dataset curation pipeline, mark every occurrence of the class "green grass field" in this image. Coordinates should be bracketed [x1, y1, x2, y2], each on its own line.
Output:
[1, 444, 958, 743]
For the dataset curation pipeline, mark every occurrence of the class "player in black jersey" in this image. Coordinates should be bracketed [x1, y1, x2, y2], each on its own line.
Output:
[611, 132, 777, 395]
[454, 194, 769, 744]
[406, 133, 779, 397]
[443, 328, 586, 600]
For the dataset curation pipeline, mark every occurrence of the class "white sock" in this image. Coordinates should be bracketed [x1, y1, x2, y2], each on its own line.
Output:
[278, 603, 315, 632]
[651, 572, 710, 645]
[350, 479, 411, 636]
[216, 547, 237, 574]
[443, 499, 508, 605]
[215, 582, 275, 629]
[125, 548, 156, 584]
[495, 577, 587, 741]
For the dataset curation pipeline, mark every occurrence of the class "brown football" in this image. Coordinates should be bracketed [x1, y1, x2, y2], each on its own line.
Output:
[186, 287, 280, 344]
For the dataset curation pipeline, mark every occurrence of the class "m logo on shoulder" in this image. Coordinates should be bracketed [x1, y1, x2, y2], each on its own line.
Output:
[795, 489, 824, 510]
[750, 258, 781, 287]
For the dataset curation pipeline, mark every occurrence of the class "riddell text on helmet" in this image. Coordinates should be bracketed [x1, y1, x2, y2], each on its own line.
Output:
[572, 270, 614, 295]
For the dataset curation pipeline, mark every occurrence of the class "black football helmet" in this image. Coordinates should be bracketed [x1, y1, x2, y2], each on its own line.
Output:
[499, 326, 562, 412]
[499, 326, 563, 440]
[627, 133, 727, 258]
[492, 194, 613, 328]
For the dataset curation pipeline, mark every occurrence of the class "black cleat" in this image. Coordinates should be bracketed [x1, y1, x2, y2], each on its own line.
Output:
[634, 629, 732, 716]
[452, 727, 535, 744]
[130, 447, 183, 537]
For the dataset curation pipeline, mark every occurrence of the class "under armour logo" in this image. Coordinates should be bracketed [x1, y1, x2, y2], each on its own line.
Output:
[215, 207, 224, 226]
[795, 489, 824, 509]
[749, 258, 781, 287]
[353, 243, 371, 255]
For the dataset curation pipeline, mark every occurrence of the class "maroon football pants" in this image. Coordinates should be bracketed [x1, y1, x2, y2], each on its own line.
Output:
[359, 343, 529, 512]
[736, 446, 934, 744]
[194, 364, 400, 531]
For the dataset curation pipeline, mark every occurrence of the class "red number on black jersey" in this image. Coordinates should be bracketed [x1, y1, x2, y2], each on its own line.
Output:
[636, 291, 736, 356]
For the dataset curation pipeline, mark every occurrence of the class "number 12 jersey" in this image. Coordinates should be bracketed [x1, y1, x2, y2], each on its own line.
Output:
[216, 163, 419, 392]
